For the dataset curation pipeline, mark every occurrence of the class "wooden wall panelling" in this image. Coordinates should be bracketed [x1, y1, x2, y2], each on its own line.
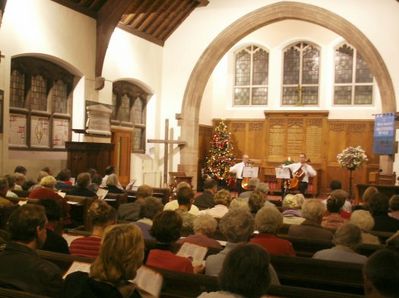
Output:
[197, 124, 213, 190]
[247, 121, 265, 159]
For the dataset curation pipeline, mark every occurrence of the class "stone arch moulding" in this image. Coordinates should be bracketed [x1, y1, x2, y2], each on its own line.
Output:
[180, 1, 396, 186]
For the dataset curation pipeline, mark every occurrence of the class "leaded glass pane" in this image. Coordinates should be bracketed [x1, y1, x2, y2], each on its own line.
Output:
[335, 44, 353, 83]
[252, 87, 267, 105]
[334, 86, 352, 104]
[132, 98, 143, 124]
[30, 75, 47, 111]
[52, 80, 68, 114]
[356, 53, 373, 83]
[118, 94, 130, 122]
[10, 70, 25, 108]
[252, 49, 268, 85]
[302, 86, 318, 105]
[354, 85, 372, 104]
[111, 93, 117, 120]
[283, 47, 300, 84]
[235, 49, 250, 86]
[133, 127, 144, 151]
[233, 87, 250, 105]
[302, 46, 319, 84]
[282, 87, 297, 105]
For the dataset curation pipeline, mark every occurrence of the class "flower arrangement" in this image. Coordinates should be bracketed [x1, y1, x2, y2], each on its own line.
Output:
[337, 146, 368, 170]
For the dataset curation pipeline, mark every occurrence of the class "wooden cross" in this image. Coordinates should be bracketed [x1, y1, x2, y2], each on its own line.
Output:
[147, 119, 186, 185]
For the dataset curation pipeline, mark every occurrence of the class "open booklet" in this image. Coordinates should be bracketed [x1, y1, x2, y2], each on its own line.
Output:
[176, 242, 208, 266]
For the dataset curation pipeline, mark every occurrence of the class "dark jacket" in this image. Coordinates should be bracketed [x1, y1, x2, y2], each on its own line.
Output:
[193, 190, 215, 210]
[66, 186, 97, 198]
[0, 242, 63, 297]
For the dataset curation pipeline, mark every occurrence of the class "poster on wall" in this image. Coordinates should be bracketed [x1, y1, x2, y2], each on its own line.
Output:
[30, 116, 50, 148]
[373, 113, 396, 155]
[52, 118, 69, 148]
[9, 113, 27, 147]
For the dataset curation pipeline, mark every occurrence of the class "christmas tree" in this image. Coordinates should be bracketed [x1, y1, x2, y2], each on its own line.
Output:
[204, 121, 235, 182]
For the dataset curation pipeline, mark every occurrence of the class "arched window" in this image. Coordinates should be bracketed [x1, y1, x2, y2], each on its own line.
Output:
[9, 57, 74, 149]
[233, 45, 268, 105]
[334, 43, 373, 105]
[282, 42, 320, 105]
[112, 81, 148, 153]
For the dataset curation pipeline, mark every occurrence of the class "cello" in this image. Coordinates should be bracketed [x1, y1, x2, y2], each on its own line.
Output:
[288, 158, 311, 190]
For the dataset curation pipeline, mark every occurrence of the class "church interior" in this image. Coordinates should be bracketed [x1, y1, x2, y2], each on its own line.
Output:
[0, 0, 399, 297]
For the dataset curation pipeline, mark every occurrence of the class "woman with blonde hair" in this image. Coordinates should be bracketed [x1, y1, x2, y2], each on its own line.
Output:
[200, 189, 232, 218]
[64, 224, 145, 298]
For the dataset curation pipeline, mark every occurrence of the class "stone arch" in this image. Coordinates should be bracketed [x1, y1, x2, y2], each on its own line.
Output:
[180, 1, 396, 184]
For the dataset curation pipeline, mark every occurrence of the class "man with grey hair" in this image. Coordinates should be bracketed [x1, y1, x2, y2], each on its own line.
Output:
[288, 199, 333, 241]
[313, 224, 367, 264]
[238, 177, 259, 201]
[229, 154, 249, 194]
[205, 208, 280, 285]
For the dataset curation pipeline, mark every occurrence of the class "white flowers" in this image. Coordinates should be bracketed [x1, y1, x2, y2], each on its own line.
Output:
[337, 146, 368, 170]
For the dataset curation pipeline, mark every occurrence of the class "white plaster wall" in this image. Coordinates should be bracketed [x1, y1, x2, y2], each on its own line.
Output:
[199, 20, 383, 124]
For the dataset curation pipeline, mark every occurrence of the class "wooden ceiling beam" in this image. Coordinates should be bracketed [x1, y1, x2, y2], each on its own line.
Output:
[120, 0, 142, 24]
[151, 0, 186, 38]
[137, 0, 170, 32]
[159, 1, 197, 41]
[133, 0, 164, 31]
[118, 23, 164, 46]
[95, 0, 132, 78]
[145, 0, 180, 35]
[121, 0, 148, 26]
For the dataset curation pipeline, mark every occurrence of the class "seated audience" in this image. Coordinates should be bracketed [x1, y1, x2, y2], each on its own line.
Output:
[105, 174, 125, 194]
[322, 189, 351, 219]
[288, 199, 333, 241]
[27, 170, 49, 192]
[388, 195, 399, 220]
[175, 186, 197, 236]
[134, 196, 163, 241]
[238, 177, 259, 202]
[354, 186, 378, 211]
[0, 205, 63, 297]
[200, 189, 231, 219]
[350, 210, 380, 245]
[229, 197, 250, 211]
[41, 166, 52, 175]
[13, 172, 25, 191]
[164, 182, 200, 215]
[39, 199, 69, 254]
[66, 172, 97, 197]
[0, 177, 13, 207]
[248, 190, 274, 215]
[255, 182, 270, 199]
[146, 210, 202, 273]
[118, 184, 153, 222]
[282, 193, 305, 225]
[251, 205, 296, 256]
[363, 249, 399, 298]
[368, 192, 399, 232]
[69, 200, 116, 258]
[177, 214, 222, 249]
[55, 168, 73, 191]
[193, 178, 217, 210]
[64, 224, 145, 298]
[14, 165, 27, 176]
[329, 180, 342, 191]
[321, 194, 348, 230]
[4, 175, 18, 200]
[101, 165, 123, 189]
[199, 244, 271, 298]
[313, 224, 367, 264]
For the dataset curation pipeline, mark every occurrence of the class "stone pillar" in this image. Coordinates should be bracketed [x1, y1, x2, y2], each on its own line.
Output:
[86, 104, 112, 136]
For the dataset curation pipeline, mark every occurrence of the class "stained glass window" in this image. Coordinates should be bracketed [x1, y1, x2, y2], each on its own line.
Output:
[30, 75, 47, 111]
[334, 43, 373, 105]
[118, 94, 131, 122]
[282, 42, 320, 105]
[52, 80, 68, 114]
[132, 98, 143, 124]
[10, 70, 25, 108]
[233, 45, 268, 105]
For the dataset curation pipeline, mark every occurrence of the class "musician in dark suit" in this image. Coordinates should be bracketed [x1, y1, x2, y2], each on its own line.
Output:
[283, 153, 317, 196]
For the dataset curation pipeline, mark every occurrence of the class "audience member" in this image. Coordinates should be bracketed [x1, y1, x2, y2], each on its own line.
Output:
[101, 165, 122, 189]
[13, 172, 25, 191]
[321, 194, 347, 229]
[288, 199, 333, 241]
[164, 182, 200, 215]
[64, 224, 145, 298]
[229, 197, 250, 211]
[146, 210, 202, 273]
[282, 193, 305, 225]
[4, 175, 18, 200]
[66, 172, 97, 197]
[388, 195, 399, 220]
[363, 249, 399, 298]
[39, 199, 69, 254]
[313, 224, 367, 264]
[175, 186, 197, 236]
[329, 180, 342, 191]
[88, 173, 102, 193]
[118, 184, 153, 222]
[200, 189, 231, 219]
[368, 192, 399, 232]
[0, 177, 13, 207]
[0, 205, 63, 297]
[134, 196, 163, 241]
[178, 214, 222, 249]
[238, 177, 259, 202]
[14, 165, 27, 176]
[69, 200, 116, 258]
[105, 174, 125, 194]
[251, 205, 296, 256]
[361, 186, 379, 208]
[323, 189, 351, 218]
[193, 178, 217, 210]
[350, 210, 380, 245]
[41, 166, 52, 175]
[55, 168, 73, 191]
[199, 244, 271, 298]
[248, 190, 273, 215]
[28, 170, 49, 192]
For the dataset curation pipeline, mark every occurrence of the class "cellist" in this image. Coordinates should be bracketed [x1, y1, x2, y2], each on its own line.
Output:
[283, 153, 317, 196]
[229, 154, 249, 194]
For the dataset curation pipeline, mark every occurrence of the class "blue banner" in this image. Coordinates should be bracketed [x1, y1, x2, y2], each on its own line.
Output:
[373, 113, 396, 155]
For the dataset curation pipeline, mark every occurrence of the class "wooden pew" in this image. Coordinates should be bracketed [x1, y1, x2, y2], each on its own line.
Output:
[0, 288, 49, 298]
[65, 195, 96, 230]
[104, 192, 128, 209]
[127, 187, 171, 205]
